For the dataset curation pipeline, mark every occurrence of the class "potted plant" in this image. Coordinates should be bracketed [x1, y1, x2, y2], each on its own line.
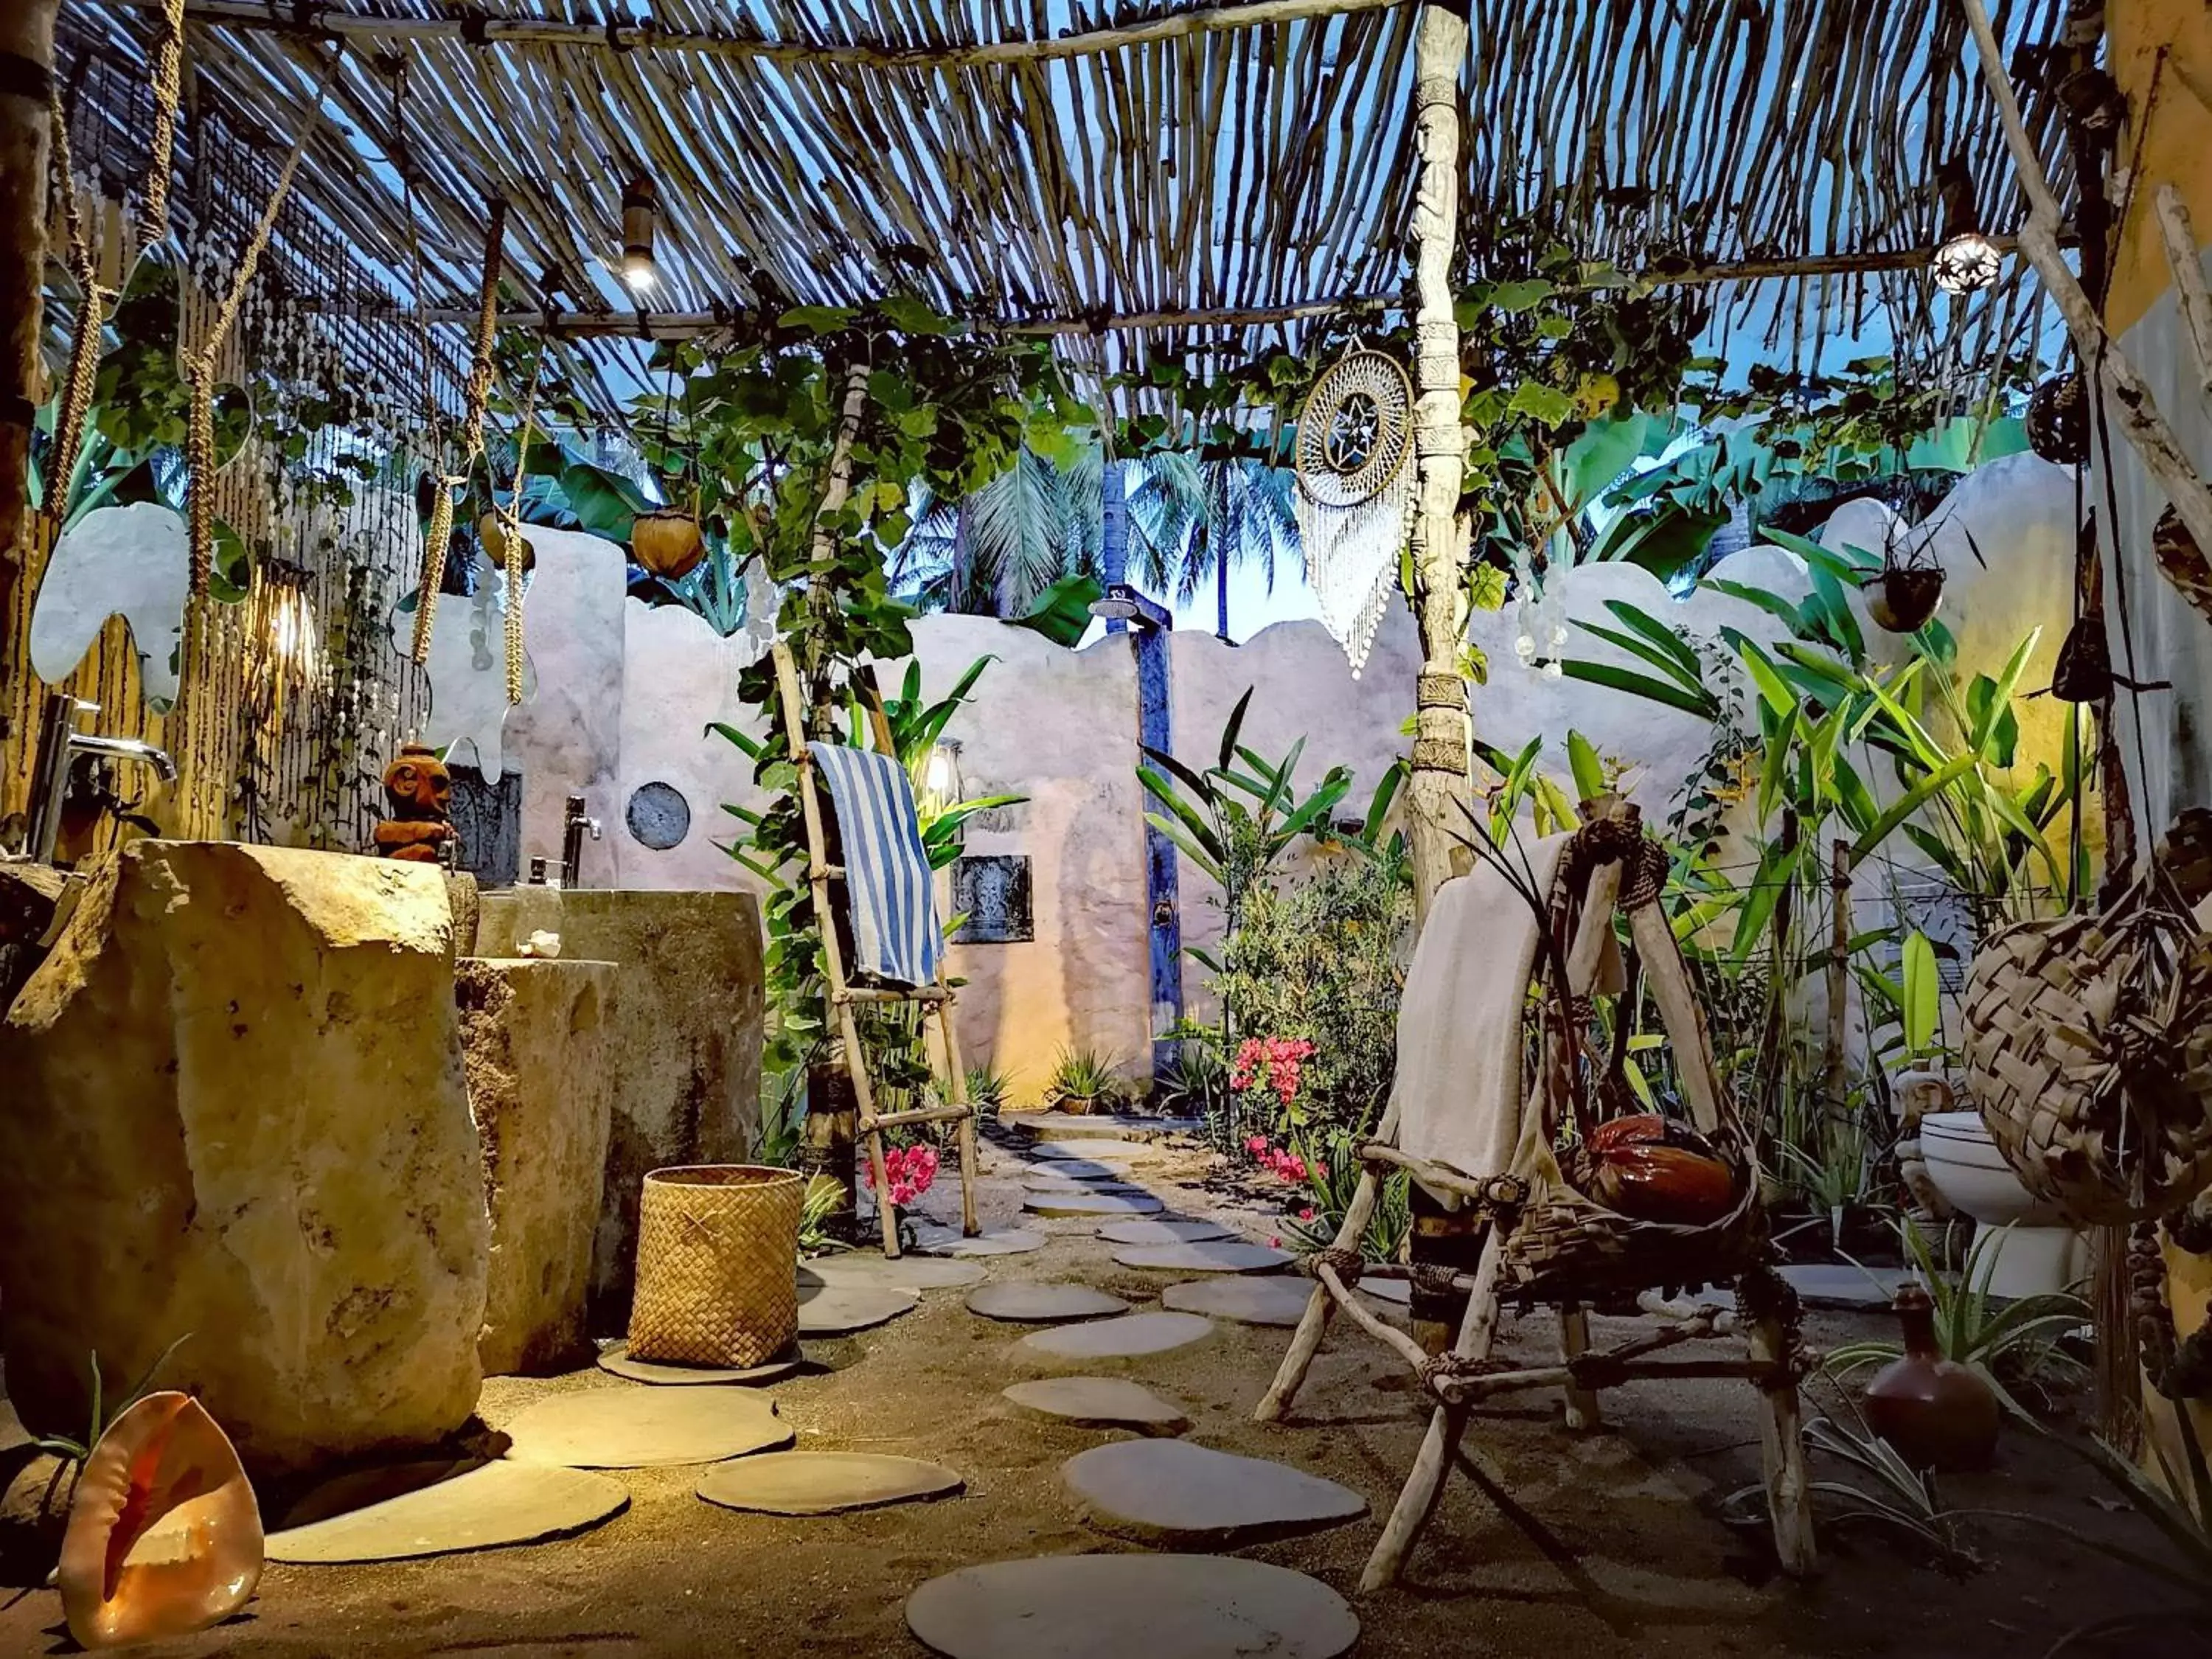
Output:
[1045, 1046, 1123, 1115]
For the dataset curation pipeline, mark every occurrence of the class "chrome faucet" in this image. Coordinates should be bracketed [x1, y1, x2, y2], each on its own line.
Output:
[24, 693, 177, 865]
[560, 793, 601, 889]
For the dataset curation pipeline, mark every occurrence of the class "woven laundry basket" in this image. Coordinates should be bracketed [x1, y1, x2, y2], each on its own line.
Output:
[627, 1165, 804, 1366]
[1962, 877, 2212, 1226]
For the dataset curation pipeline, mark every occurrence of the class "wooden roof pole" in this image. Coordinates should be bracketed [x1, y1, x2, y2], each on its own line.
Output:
[94, 0, 1397, 68]
[0, 0, 60, 758]
[1405, 0, 1472, 925]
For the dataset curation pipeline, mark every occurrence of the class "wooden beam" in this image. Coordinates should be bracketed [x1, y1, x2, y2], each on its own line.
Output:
[0, 0, 60, 755]
[97, 0, 1399, 68]
[309, 240, 2042, 344]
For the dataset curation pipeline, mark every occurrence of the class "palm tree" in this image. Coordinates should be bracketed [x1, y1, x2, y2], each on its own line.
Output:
[1128, 454, 1298, 640]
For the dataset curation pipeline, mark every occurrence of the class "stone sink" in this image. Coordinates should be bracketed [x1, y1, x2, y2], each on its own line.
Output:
[474, 887, 764, 1331]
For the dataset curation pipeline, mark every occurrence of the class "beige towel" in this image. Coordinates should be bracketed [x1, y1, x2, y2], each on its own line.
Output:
[1394, 831, 1576, 1191]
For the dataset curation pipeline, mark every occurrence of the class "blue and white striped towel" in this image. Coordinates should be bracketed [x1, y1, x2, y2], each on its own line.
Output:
[807, 742, 942, 987]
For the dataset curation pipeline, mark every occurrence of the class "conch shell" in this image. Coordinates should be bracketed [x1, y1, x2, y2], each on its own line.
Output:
[58, 1391, 263, 1649]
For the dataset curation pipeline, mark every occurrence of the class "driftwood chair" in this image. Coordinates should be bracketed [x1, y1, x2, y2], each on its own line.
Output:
[770, 640, 979, 1259]
[1256, 802, 1816, 1590]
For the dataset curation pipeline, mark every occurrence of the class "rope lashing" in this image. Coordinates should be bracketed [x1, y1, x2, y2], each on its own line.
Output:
[138, 0, 187, 243]
[1302, 1248, 1366, 1288]
[1415, 1352, 1502, 1395]
[1618, 840, 1672, 911]
[410, 198, 504, 664]
[44, 88, 113, 512]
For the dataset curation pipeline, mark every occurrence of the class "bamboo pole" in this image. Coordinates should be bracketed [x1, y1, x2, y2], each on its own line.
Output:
[1404, 1, 1472, 922]
[335, 243, 2032, 342]
[0, 0, 60, 756]
[96, 0, 1399, 68]
[2154, 184, 2212, 399]
[1957, 0, 2212, 574]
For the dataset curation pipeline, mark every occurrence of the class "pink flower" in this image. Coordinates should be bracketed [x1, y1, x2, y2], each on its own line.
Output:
[1245, 1135, 1267, 1155]
[1312, 1161, 1328, 1180]
[1298, 1207, 1316, 1222]
[1268, 1235, 1281, 1248]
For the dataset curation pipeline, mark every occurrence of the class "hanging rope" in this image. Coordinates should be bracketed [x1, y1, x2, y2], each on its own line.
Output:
[500, 333, 549, 706]
[184, 47, 338, 597]
[44, 88, 112, 515]
[138, 0, 187, 244]
[411, 197, 505, 664]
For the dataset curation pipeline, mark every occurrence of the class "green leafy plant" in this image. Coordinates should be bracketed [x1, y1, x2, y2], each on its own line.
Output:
[797, 1173, 848, 1258]
[963, 1062, 1014, 1115]
[1797, 1410, 1983, 1576]
[1825, 1220, 2090, 1422]
[1044, 1046, 1125, 1114]
[1276, 1124, 1411, 1261]
[29, 1334, 193, 1472]
[1150, 1029, 1235, 1130]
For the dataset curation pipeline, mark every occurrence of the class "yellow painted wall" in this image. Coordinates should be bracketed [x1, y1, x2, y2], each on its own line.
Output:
[2111, 0, 2212, 1485]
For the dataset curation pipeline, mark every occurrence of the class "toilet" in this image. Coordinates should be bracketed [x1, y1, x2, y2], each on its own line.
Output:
[1917, 1110, 2087, 1299]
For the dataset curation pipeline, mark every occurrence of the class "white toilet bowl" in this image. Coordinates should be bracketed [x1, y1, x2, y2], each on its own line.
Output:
[1917, 1110, 2087, 1299]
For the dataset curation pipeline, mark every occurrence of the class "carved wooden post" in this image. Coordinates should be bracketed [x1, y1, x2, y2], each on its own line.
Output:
[1405, 1, 1472, 923]
[0, 0, 60, 754]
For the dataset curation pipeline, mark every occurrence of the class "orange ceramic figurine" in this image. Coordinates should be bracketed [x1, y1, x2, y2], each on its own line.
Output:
[374, 742, 458, 863]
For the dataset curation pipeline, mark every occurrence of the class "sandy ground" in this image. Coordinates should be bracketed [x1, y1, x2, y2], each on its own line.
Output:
[1, 1128, 2207, 1658]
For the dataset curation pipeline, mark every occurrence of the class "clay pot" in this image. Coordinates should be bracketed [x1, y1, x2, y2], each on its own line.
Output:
[1864, 1284, 2000, 1472]
[1867, 566, 1945, 633]
[1582, 1115, 1739, 1226]
[632, 508, 706, 580]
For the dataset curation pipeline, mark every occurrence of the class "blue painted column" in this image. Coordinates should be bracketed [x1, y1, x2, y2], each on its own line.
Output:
[1098, 461, 1183, 1066]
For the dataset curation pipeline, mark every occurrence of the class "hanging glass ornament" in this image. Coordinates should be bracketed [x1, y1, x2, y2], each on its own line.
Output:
[2025, 372, 2089, 466]
[1294, 346, 1415, 676]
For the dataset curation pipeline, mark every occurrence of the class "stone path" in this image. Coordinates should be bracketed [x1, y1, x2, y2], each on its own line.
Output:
[267, 1462, 631, 1564]
[1161, 1276, 1318, 1327]
[696, 1450, 963, 1515]
[1110, 1239, 1295, 1274]
[966, 1281, 1129, 1323]
[1002, 1376, 1189, 1432]
[1062, 1439, 1368, 1543]
[503, 1387, 790, 1469]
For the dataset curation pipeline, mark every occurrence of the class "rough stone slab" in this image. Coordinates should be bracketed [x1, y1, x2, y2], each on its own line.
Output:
[1161, 1277, 1319, 1328]
[0, 841, 487, 1478]
[1111, 1242, 1294, 1275]
[503, 1386, 790, 1468]
[1002, 1378, 1188, 1433]
[905, 1554, 1358, 1659]
[459, 957, 618, 1378]
[1360, 1278, 1412, 1306]
[1061, 1440, 1366, 1543]
[1096, 1220, 1232, 1248]
[1033, 1139, 1161, 1163]
[1023, 1192, 1164, 1218]
[1779, 1263, 1913, 1309]
[915, 1228, 1047, 1259]
[596, 1344, 799, 1387]
[1016, 1312, 1214, 1363]
[802, 1253, 987, 1293]
[477, 888, 764, 1330]
[966, 1283, 1130, 1324]
[796, 1276, 918, 1335]
[696, 1451, 962, 1515]
[268, 1461, 630, 1562]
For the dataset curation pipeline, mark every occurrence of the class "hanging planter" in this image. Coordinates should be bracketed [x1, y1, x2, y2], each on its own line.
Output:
[1865, 564, 1946, 633]
[2154, 504, 2212, 625]
[633, 506, 706, 580]
[2025, 372, 2088, 466]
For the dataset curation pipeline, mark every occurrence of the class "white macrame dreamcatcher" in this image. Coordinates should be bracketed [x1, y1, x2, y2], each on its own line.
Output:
[1295, 346, 1415, 677]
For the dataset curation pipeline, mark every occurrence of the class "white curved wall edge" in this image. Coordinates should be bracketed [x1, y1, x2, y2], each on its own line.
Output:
[29, 501, 190, 705]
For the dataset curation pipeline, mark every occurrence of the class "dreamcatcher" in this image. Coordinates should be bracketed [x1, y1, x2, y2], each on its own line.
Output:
[1295, 346, 1415, 677]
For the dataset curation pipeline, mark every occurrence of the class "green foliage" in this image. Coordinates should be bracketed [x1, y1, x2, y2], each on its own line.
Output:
[1824, 1220, 2090, 1423]
[1150, 1032, 1235, 1127]
[1279, 1124, 1411, 1261]
[963, 1062, 1015, 1114]
[1211, 854, 1411, 1136]
[1044, 1046, 1126, 1111]
[30, 1334, 193, 1469]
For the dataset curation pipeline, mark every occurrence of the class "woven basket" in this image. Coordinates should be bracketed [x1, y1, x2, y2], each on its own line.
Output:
[1500, 1156, 1767, 1305]
[1963, 880, 2212, 1225]
[627, 1165, 804, 1366]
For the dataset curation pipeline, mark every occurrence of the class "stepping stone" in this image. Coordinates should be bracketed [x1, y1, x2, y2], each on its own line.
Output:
[597, 1343, 800, 1387]
[1023, 1158, 1128, 1183]
[1111, 1241, 1293, 1274]
[1061, 1440, 1367, 1543]
[1023, 1191, 1164, 1218]
[1016, 1312, 1214, 1363]
[697, 1450, 963, 1515]
[906, 1553, 1358, 1659]
[1035, 1138, 1161, 1163]
[268, 1461, 630, 1563]
[503, 1385, 790, 1468]
[1779, 1262, 1913, 1310]
[967, 1282, 1130, 1324]
[1003, 1377, 1188, 1433]
[1161, 1276, 1318, 1328]
[1360, 1277, 1412, 1306]
[1097, 1219, 1232, 1247]
[1004, 1113, 1205, 1142]
[916, 1227, 1047, 1258]
[797, 1275, 919, 1334]
[804, 1253, 989, 1293]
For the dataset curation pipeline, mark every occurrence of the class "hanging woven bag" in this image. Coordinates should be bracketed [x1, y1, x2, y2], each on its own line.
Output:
[1963, 871, 2212, 1225]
